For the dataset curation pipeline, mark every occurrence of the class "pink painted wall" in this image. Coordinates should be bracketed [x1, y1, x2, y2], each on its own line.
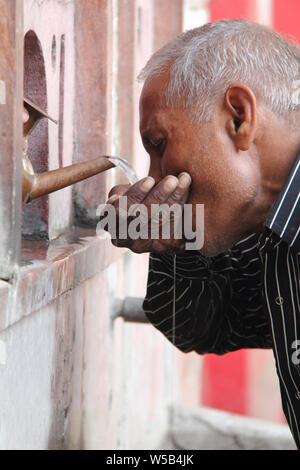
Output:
[7, 0, 203, 450]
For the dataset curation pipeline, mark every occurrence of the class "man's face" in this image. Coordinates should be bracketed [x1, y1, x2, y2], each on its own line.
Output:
[139, 73, 261, 256]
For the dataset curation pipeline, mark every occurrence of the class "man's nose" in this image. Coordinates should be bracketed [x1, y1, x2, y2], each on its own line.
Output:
[148, 164, 161, 184]
[148, 160, 169, 184]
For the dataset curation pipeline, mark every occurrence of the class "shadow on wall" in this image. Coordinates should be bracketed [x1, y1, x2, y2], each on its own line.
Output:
[23, 30, 49, 239]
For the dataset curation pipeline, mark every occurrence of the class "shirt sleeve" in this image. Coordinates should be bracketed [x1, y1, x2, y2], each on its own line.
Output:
[142, 233, 273, 355]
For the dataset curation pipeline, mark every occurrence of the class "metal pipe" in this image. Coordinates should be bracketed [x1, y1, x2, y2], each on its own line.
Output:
[112, 297, 149, 323]
[22, 156, 115, 203]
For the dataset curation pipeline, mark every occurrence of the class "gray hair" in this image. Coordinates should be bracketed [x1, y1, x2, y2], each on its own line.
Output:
[138, 19, 300, 126]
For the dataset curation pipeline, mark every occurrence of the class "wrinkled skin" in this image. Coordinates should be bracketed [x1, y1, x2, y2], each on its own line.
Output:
[104, 69, 300, 256]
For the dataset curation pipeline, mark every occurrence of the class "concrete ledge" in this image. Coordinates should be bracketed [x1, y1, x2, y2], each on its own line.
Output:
[0, 229, 126, 332]
[169, 405, 295, 450]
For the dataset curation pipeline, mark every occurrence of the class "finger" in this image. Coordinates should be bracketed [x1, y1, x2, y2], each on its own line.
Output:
[133, 176, 179, 217]
[108, 184, 131, 199]
[121, 176, 156, 206]
[110, 177, 155, 222]
[103, 177, 155, 241]
[146, 173, 191, 240]
[126, 173, 192, 226]
[106, 194, 120, 205]
[142, 172, 191, 210]
[165, 172, 192, 205]
[124, 175, 177, 224]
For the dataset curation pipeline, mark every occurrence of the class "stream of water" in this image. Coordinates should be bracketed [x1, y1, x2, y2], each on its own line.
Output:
[106, 156, 139, 185]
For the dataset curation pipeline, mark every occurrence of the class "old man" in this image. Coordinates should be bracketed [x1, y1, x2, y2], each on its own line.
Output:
[104, 20, 300, 448]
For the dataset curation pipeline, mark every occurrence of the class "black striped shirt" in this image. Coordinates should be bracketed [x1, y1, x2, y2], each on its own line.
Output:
[143, 151, 300, 448]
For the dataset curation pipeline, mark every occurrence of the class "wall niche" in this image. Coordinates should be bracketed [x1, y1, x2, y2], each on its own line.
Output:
[22, 30, 49, 239]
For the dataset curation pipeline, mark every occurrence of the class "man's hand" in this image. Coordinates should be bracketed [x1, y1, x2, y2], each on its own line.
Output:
[101, 172, 192, 254]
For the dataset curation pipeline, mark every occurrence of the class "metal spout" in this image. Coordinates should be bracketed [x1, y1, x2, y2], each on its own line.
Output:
[22, 155, 116, 203]
[22, 98, 116, 203]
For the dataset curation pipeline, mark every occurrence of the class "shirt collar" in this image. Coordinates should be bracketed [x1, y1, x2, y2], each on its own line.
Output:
[264, 150, 300, 252]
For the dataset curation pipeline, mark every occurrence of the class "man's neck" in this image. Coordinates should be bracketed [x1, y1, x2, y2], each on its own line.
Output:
[250, 118, 300, 234]
[264, 134, 299, 203]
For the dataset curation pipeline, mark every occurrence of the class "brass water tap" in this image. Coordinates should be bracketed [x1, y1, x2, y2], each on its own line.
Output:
[22, 98, 116, 203]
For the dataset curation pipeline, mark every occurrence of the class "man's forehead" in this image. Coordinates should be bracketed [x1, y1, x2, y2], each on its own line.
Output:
[139, 74, 170, 128]
[141, 65, 170, 99]
[140, 69, 170, 105]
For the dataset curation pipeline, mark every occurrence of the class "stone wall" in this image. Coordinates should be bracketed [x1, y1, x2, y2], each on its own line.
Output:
[0, 0, 202, 450]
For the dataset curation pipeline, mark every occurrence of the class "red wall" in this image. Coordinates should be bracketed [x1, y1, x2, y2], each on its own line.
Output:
[273, 0, 300, 45]
[210, 0, 257, 22]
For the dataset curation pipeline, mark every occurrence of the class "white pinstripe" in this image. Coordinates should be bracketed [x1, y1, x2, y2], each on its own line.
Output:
[274, 246, 299, 391]
[269, 160, 300, 229]
[287, 247, 298, 347]
[264, 252, 300, 444]
[280, 193, 300, 237]
[291, 226, 300, 247]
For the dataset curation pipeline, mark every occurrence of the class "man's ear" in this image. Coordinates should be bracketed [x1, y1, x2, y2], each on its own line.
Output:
[225, 84, 257, 151]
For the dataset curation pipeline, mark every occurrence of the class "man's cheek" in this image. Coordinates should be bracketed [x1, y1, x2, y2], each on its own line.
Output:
[186, 185, 204, 207]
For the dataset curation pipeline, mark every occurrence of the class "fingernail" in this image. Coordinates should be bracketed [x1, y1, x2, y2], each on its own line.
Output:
[178, 172, 191, 189]
[106, 194, 120, 204]
[141, 177, 155, 192]
[163, 176, 178, 192]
